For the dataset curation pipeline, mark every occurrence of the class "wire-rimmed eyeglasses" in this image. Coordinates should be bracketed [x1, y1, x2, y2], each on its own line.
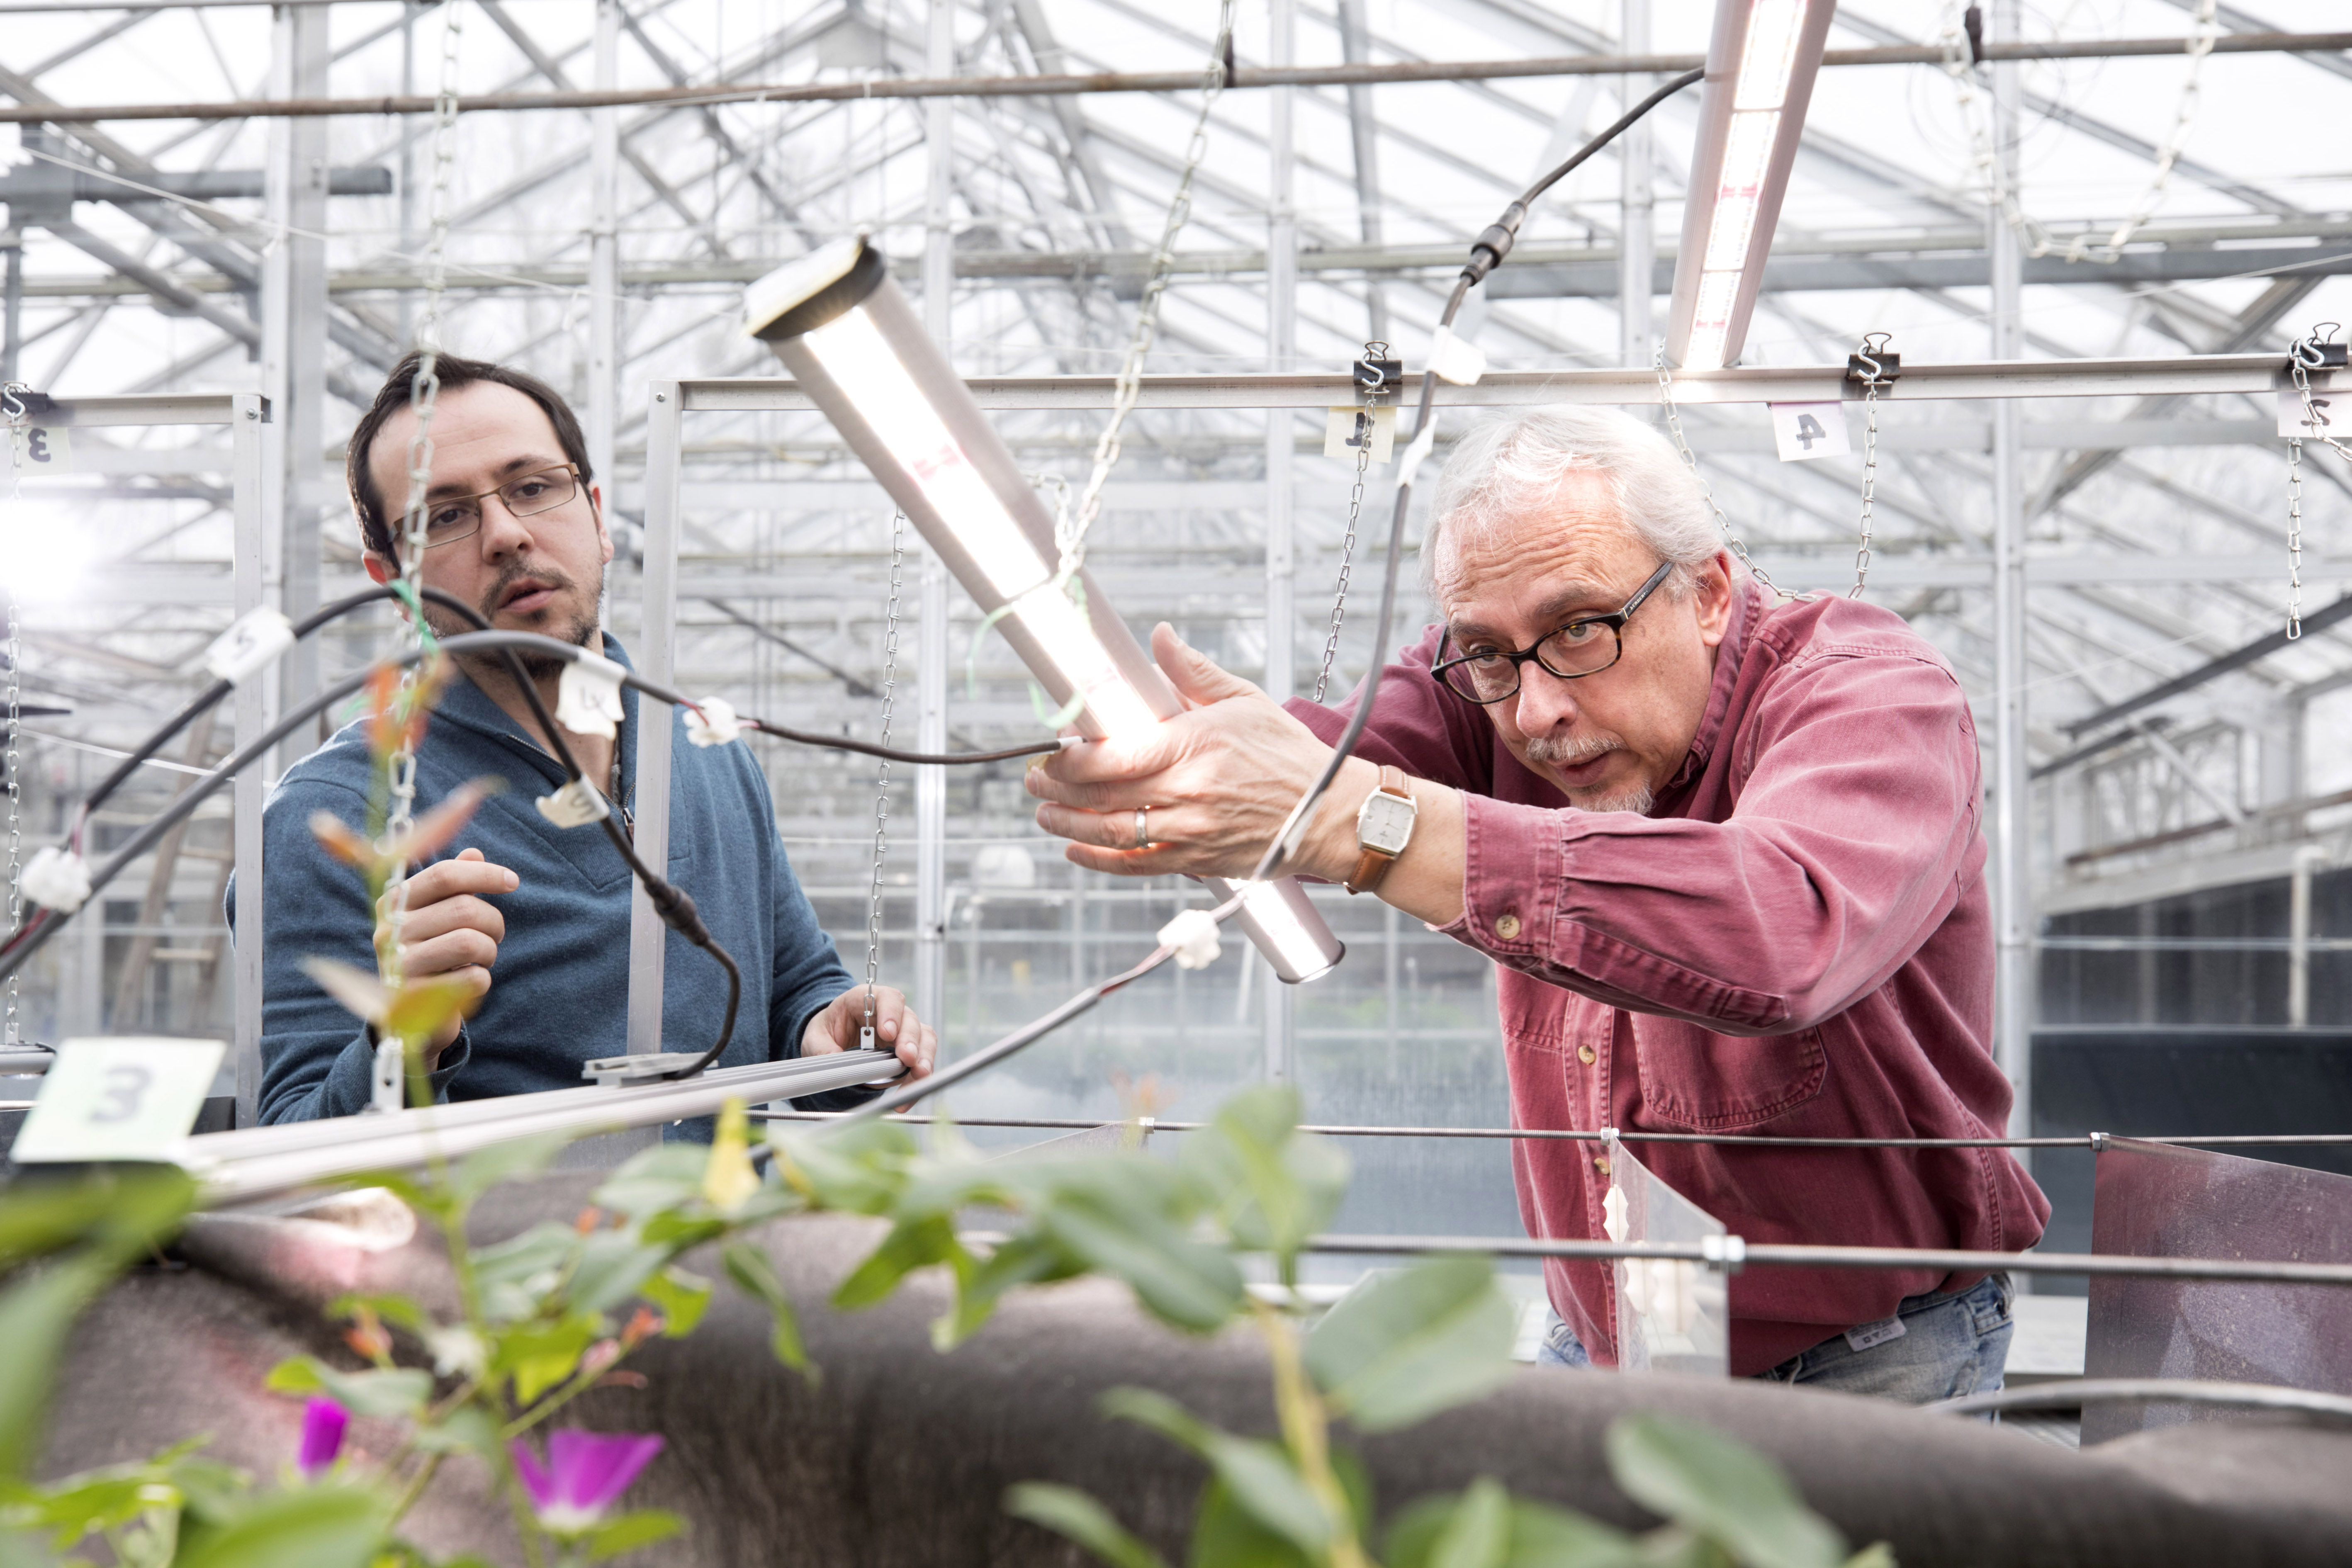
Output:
[1429, 560, 1676, 704]
[407, 464, 586, 550]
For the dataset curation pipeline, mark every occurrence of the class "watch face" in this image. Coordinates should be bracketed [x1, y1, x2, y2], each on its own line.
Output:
[1359, 790, 1416, 854]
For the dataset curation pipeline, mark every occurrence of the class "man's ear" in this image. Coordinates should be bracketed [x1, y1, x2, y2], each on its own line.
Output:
[1693, 549, 1736, 649]
[591, 483, 614, 565]
[363, 552, 394, 586]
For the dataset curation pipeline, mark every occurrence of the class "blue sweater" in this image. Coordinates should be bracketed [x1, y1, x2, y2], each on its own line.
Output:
[230, 634, 860, 1130]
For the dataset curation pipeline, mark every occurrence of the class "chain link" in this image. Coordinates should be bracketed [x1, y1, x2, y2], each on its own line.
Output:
[1941, 0, 2217, 265]
[3, 385, 25, 1046]
[862, 510, 905, 1048]
[1653, 344, 1799, 601]
[2283, 328, 2352, 641]
[1850, 340, 1892, 600]
[1057, 0, 1237, 586]
[373, 3, 463, 1104]
[1314, 342, 1385, 703]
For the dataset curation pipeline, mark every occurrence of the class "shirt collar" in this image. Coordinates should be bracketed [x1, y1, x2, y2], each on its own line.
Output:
[1664, 580, 1759, 794]
[434, 629, 638, 785]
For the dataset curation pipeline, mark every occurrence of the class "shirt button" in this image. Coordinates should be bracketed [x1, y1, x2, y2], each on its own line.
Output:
[1578, 1044, 1597, 1066]
[1495, 912, 1522, 941]
[1593, 1156, 1613, 1177]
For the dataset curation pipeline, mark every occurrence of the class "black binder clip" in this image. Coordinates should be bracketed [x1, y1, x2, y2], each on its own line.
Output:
[1846, 333, 1898, 388]
[2291, 323, 2347, 373]
[1352, 342, 1402, 405]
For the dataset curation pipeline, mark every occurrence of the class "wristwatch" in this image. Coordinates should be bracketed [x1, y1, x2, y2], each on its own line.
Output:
[1346, 766, 1418, 895]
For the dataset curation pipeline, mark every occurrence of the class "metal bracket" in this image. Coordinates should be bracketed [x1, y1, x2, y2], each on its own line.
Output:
[2291, 324, 2347, 372]
[1352, 352, 1403, 404]
[1846, 333, 1899, 388]
[2089, 1130, 2110, 1153]
[1701, 1233, 1747, 1275]
[581, 1052, 706, 1086]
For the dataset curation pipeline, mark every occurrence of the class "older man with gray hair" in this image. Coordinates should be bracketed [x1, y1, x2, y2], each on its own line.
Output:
[1026, 403, 2048, 1401]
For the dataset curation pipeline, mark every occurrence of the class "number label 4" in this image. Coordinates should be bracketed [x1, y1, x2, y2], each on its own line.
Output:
[1769, 401, 1852, 463]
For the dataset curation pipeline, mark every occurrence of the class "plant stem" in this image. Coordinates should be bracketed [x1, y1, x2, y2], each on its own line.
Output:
[386, 1451, 444, 1527]
[1252, 1300, 1372, 1568]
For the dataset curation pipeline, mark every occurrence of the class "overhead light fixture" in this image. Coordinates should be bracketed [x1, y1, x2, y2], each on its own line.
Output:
[1664, 0, 1834, 372]
[744, 238, 1344, 985]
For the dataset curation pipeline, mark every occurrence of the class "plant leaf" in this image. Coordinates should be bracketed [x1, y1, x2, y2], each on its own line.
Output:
[1101, 1389, 1330, 1555]
[262, 1359, 431, 1419]
[299, 958, 390, 1027]
[722, 1241, 812, 1378]
[565, 1233, 671, 1318]
[172, 1485, 385, 1568]
[392, 779, 500, 865]
[700, 1099, 759, 1215]
[583, 1508, 683, 1562]
[1004, 1483, 1169, 1568]
[592, 1146, 708, 1218]
[830, 1215, 961, 1312]
[1603, 1414, 1847, 1568]
[490, 1315, 600, 1405]
[0, 1254, 127, 1476]
[1303, 1257, 1517, 1431]
[1384, 1490, 1637, 1568]
[1036, 1194, 1243, 1335]
[640, 1267, 712, 1338]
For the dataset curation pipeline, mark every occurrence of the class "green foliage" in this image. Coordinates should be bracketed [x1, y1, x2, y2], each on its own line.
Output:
[1603, 1415, 1860, 1568]
[1104, 1389, 1337, 1556]
[264, 1359, 432, 1420]
[581, 1509, 681, 1562]
[1005, 1483, 1169, 1568]
[720, 1241, 810, 1376]
[1303, 1259, 1518, 1433]
[172, 1486, 388, 1568]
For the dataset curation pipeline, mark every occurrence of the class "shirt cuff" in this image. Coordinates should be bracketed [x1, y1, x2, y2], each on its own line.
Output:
[1441, 794, 1571, 962]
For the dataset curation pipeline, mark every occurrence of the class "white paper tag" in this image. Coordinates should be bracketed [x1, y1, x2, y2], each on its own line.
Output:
[1427, 327, 1487, 387]
[554, 652, 628, 738]
[1323, 404, 1396, 463]
[8, 423, 72, 474]
[1844, 1315, 1908, 1353]
[535, 778, 612, 829]
[11, 1036, 226, 1163]
[2279, 385, 2345, 440]
[201, 606, 297, 685]
[1770, 401, 1852, 462]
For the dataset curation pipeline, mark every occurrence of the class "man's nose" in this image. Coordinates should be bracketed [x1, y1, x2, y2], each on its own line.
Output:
[474, 491, 536, 557]
[1511, 660, 1584, 734]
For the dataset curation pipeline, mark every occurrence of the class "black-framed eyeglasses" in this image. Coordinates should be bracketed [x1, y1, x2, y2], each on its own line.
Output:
[404, 464, 585, 551]
[1430, 559, 1676, 705]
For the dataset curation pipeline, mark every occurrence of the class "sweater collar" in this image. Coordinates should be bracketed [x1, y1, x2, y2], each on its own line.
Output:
[433, 630, 640, 794]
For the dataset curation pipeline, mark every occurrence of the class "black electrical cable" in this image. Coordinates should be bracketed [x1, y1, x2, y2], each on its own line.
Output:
[747, 718, 1060, 768]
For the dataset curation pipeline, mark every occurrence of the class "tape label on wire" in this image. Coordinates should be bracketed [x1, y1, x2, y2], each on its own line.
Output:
[1427, 327, 1487, 387]
[1396, 422, 1440, 490]
[685, 695, 743, 747]
[22, 846, 92, 913]
[536, 779, 611, 829]
[554, 652, 628, 738]
[201, 606, 296, 685]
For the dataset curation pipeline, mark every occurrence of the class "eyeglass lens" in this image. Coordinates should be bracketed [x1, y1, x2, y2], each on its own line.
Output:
[424, 467, 578, 544]
[1442, 622, 1622, 702]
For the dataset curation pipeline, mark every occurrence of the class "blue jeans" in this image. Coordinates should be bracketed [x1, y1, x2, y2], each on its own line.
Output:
[1537, 1274, 2014, 1405]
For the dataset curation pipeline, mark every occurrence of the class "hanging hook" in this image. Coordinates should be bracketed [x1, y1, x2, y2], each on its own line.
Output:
[1846, 333, 1898, 387]
[2293, 322, 2347, 372]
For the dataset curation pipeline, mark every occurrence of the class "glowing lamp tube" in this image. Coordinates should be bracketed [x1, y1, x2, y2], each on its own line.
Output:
[744, 238, 1344, 985]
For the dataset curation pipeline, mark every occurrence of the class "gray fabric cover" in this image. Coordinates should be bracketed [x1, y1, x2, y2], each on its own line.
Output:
[38, 1172, 2352, 1567]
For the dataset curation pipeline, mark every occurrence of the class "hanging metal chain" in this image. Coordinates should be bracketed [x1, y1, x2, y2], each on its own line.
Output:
[1314, 342, 1384, 703]
[2285, 325, 2352, 640]
[2, 385, 25, 1047]
[1850, 335, 1892, 599]
[1653, 344, 1798, 601]
[371, 3, 462, 1108]
[861, 509, 906, 1052]
[1941, 0, 2217, 265]
[1056, 0, 1238, 586]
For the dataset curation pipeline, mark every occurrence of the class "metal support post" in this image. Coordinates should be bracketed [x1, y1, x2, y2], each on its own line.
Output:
[1263, 0, 1298, 1082]
[2290, 844, 2326, 1028]
[1989, 0, 2033, 1181]
[587, 0, 620, 551]
[915, 0, 954, 1030]
[1618, 0, 1653, 368]
[1, 225, 22, 384]
[1334, 0, 1385, 343]
[626, 384, 681, 1056]
[263, 2, 329, 730]
[231, 392, 269, 1126]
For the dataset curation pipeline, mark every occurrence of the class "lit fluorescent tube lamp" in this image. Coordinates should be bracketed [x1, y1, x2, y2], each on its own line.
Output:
[1664, 0, 1835, 372]
[743, 237, 1344, 985]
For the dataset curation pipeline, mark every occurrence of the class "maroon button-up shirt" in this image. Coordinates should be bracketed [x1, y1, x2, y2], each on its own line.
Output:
[1287, 583, 2048, 1375]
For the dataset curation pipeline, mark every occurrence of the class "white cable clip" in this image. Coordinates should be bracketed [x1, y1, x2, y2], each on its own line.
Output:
[20, 846, 92, 913]
[2088, 1130, 2109, 1154]
[369, 1035, 404, 1114]
[685, 695, 743, 748]
[535, 778, 611, 829]
[200, 606, 296, 685]
[1700, 1233, 1746, 1276]
[1158, 907, 1223, 970]
[553, 651, 628, 738]
[1426, 326, 1487, 387]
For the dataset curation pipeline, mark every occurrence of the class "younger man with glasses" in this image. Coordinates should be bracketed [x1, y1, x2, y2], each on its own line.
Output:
[1025, 404, 2045, 1402]
[238, 354, 934, 1126]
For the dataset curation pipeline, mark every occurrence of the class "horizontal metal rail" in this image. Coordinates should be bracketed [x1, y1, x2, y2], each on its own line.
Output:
[17, 393, 260, 428]
[676, 355, 2329, 414]
[4, 32, 2344, 122]
[176, 1049, 906, 1206]
[752, 1111, 2352, 1151]
[1928, 1379, 2352, 1422]
[1303, 1233, 2352, 1286]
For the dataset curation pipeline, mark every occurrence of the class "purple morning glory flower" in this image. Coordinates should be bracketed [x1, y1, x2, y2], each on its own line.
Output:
[510, 1431, 665, 1535]
[297, 1397, 349, 1479]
